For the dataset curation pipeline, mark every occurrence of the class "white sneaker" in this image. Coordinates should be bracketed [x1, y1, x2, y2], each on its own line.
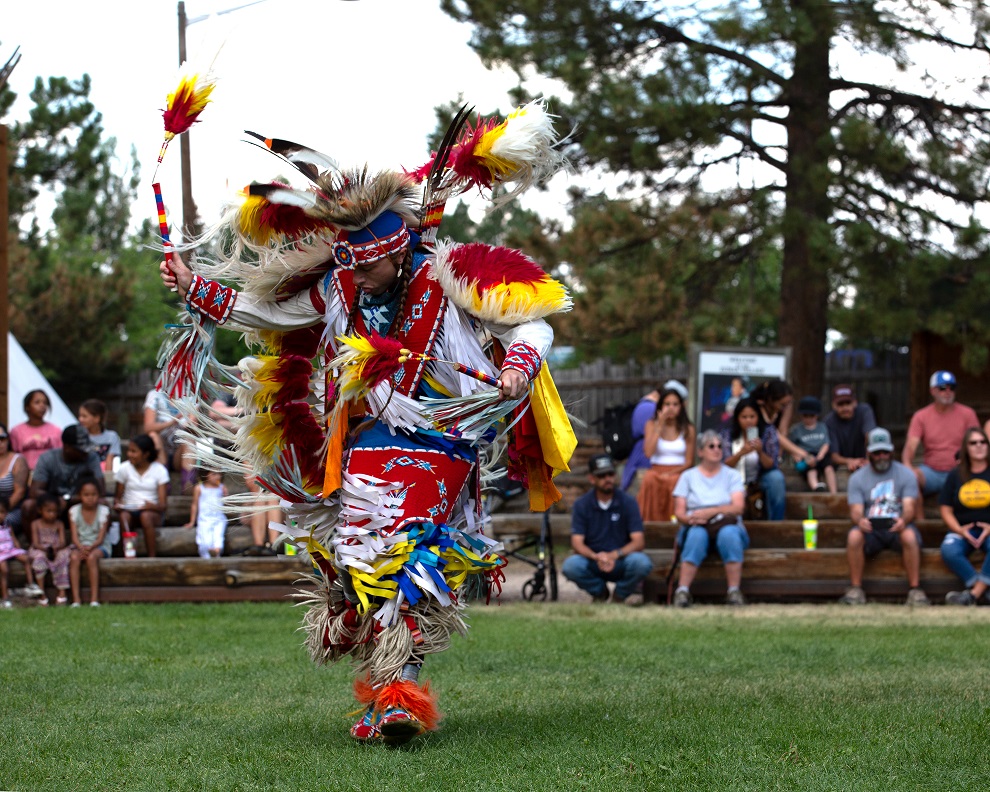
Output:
[25, 583, 44, 598]
[1, 599, 12, 609]
[70, 602, 81, 608]
[89, 601, 101, 607]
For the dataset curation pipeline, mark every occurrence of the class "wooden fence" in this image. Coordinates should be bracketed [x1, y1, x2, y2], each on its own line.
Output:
[553, 349, 911, 441]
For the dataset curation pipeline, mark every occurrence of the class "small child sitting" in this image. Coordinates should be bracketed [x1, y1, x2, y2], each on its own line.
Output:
[788, 396, 838, 493]
[28, 493, 72, 605]
[185, 470, 228, 558]
[0, 497, 41, 607]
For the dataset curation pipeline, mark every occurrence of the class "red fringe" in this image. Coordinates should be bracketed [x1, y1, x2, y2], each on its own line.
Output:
[374, 680, 441, 731]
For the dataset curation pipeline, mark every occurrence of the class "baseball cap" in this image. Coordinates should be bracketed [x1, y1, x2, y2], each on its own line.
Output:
[62, 423, 95, 452]
[930, 370, 956, 389]
[866, 427, 894, 454]
[831, 384, 855, 403]
[588, 454, 616, 476]
[798, 396, 821, 415]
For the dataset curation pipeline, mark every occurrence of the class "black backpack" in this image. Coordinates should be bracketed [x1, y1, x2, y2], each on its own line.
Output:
[599, 401, 637, 461]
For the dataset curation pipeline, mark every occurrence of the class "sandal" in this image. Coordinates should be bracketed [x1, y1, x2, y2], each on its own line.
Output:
[38, 597, 50, 607]
[55, 596, 69, 606]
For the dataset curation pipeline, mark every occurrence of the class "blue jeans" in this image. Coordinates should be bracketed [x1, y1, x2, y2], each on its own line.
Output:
[940, 529, 990, 588]
[678, 523, 750, 567]
[562, 552, 654, 600]
[918, 465, 950, 496]
[760, 469, 786, 521]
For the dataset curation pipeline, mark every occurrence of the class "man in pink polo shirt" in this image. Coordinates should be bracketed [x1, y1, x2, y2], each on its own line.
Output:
[901, 371, 980, 497]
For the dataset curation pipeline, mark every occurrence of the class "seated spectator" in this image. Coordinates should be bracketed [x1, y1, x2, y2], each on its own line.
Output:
[10, 389, 62, 471]
[77, 399, 122, 474]
[28, 493, 71, 606]
[68, 477, 111, 607]
[185, 470, 228, 558]
[0, 422, 29, 537]
[720, 397, 785, 521]
[902, 370, 979, 499]
[143, 387, 196, 492]
[25, 425, 105, 526]
[0, 497, 41, 607]
[940, 427, 990, 606]
[788, 396, 837, 493]
[562, 454, 652, 606]
[825, 384, 876, 473]
[114, 435, 169, 558]
[637, 387, 695, 522]
[839, 428, 929, 606]
[671, 429, 748, 607]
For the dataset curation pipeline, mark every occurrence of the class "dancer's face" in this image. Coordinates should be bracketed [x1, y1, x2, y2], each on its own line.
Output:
[352, 249, 403, 296]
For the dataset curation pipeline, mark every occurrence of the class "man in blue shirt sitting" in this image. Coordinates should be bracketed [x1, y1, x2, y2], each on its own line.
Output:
[562, 454, 653, 606]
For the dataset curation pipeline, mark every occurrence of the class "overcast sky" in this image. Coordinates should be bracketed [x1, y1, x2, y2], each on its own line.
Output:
[2, 0, 568, 236]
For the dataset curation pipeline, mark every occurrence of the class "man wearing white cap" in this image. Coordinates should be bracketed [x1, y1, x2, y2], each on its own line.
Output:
[902, 371, 979, 497]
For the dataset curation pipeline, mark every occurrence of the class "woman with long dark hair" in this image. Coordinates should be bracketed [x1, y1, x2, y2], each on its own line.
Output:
[637, 388, 695, 522]
[941, 426, 990, 605]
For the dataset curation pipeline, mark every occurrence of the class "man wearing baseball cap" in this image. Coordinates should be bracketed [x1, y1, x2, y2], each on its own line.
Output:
[902, 371, 979, 498]
[839, 427, 929, 606]
[824, 384, 877, 472]
[563, 453, 653, 605]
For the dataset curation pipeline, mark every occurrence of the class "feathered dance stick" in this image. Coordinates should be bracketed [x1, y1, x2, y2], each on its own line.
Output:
[154, 62, 217, 180]
[329, 333, 503, 396]
[398, 349, 500, 388]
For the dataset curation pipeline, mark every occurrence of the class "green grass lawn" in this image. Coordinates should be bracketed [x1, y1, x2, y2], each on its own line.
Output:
[2, 602, 989, 791]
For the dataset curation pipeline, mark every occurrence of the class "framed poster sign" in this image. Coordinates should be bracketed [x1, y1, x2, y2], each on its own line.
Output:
[689, 345, 791, 433]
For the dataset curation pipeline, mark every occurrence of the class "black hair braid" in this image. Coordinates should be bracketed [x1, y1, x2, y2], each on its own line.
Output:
[387, 248, 413, 341]
[344, 289, 362, 336]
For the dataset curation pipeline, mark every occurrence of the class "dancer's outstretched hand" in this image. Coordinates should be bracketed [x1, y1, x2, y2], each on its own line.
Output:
[160, 251, 193, 297]
[498, 368, 528, 400]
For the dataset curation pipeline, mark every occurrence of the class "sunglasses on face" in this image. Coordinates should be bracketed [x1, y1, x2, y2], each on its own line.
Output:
[869, 450, 892, 456]
[706, 442, 723, 450]
[968, 439, 988, 446]
[835, 400, 853, 407]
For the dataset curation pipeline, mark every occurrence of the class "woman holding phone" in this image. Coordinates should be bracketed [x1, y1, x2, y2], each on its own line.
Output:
[721, 398, 786, 520]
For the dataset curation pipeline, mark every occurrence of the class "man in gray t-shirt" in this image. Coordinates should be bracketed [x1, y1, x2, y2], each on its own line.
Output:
[29, 425, 105, 517]
[839, 427, 929, 606]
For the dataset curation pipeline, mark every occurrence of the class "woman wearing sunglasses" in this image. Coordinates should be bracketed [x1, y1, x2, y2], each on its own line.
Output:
[940, 427, 990, 605]
[670, 429, 749, 607]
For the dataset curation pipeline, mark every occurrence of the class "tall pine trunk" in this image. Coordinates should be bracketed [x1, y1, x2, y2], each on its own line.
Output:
[779, 2, 834, 400]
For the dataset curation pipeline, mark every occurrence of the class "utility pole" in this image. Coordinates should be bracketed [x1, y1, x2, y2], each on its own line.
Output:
[0, 124, 8, 427]
[177, 1, 201, 242]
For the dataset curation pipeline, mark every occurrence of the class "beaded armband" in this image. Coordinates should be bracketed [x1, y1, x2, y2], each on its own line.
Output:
[185, 274, 237, 325]
[500, 340, 541, 382]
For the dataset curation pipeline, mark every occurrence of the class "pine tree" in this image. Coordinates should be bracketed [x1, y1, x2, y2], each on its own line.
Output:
[441, 0, 990, 394]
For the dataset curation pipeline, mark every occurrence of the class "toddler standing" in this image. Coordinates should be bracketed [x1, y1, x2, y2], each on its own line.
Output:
[185, 470, 228, 558]
[788, 396, 838, 493]
[28, 493, 71, 605]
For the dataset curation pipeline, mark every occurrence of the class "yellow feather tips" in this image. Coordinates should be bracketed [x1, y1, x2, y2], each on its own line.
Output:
[248, 355, 286, 410]
[472, 100, 560, 185]
[471, 120, 515, 181]
[467, 275, 572, 324]
[236, 194, 281, 245]
[163, 65, 216, 139]
[329, 333, 402, 401]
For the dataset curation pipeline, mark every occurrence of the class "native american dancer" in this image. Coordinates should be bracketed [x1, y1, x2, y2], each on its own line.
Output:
[157, 101, 576, 744]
